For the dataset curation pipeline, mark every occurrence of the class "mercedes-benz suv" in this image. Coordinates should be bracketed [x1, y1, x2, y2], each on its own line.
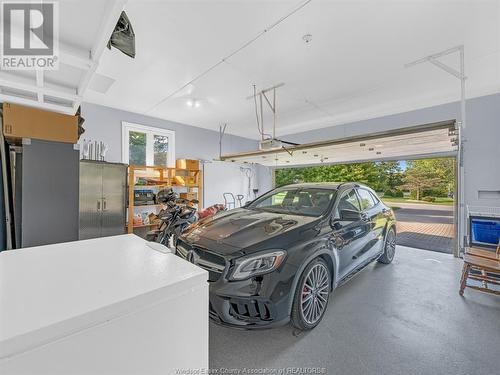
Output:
[176, 182, 396, 330]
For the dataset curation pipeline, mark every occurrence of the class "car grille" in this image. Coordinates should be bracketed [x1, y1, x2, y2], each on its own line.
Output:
[176, 241, 226, 282]
[229, 299, 273, 321]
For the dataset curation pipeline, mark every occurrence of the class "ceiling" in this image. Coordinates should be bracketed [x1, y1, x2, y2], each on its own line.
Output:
[82, 0, 500, 140]
[4, 1, 497, 139]
[220, 121, 458, 167]
[0, 1, 125, 114]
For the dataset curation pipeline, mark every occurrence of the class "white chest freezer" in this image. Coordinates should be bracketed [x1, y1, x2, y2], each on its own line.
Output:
[0, 234, 208, 375]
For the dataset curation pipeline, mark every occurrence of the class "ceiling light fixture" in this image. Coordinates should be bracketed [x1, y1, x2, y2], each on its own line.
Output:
[186, 99, 201, 108]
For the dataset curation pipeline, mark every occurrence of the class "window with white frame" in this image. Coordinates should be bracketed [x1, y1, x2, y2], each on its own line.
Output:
[122, 122, 175, 168]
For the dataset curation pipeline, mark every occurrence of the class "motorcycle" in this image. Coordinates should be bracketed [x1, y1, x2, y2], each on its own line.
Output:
[147, 198, 199, 247]
[147, 189, 226, 247]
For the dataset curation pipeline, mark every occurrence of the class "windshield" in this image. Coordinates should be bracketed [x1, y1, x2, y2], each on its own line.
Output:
[248, 188, 336, 217]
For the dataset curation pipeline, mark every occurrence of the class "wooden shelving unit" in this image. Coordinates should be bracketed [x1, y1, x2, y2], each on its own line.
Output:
[127, 165, 203, 234]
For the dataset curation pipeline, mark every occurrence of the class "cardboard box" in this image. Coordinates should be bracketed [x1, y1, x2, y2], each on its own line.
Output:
[176, 159, 199, 170]
[3, 103, 78, 144]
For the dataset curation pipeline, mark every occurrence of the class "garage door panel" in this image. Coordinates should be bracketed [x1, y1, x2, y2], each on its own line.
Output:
[221, 121, 458, 167]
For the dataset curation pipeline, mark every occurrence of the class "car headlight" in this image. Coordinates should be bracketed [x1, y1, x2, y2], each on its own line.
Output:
[229, 250, 287, 281]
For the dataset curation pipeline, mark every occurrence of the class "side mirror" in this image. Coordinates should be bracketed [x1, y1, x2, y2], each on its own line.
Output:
[339, 209, 362, 222]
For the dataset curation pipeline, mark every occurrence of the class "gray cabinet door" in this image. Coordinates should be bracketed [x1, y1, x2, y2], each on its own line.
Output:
[79, 162, 103, 240]
[101, 163, 127, 237]
[22, 140, 79, 247]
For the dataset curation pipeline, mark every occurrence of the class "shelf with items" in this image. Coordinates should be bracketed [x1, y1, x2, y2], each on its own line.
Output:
[127, 163, 203, 235]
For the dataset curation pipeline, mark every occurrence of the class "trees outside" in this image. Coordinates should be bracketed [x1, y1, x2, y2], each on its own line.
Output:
[400, 169, 441, 201]
[275, 162, 382, 189]
[376, 161, 404, 192]
[404, 158, 454, 198]
[274, 157, 454, 201]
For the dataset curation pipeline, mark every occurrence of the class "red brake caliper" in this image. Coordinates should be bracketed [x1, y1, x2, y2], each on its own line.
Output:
[302, 285, 308, 299]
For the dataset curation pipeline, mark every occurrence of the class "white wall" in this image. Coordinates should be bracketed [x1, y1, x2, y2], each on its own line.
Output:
[203, 161, 252, 207]
[81, 92, 500, 215]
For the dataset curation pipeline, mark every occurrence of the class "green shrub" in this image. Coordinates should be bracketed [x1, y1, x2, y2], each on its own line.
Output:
[422, 196, 436, 202]
[393, 190, 404, 198]
[383, 190, 404, 198]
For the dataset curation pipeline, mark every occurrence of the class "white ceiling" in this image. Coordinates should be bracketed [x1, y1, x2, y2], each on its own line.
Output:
[0, 1, 125, 114]
[80, 0, 500, 140]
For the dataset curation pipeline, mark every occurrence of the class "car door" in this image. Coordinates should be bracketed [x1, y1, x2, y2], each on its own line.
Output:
[355, 188, 384, 261]
[330, 189, 369, 279]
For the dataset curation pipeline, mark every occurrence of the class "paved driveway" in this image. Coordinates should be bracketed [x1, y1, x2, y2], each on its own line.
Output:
[385, 202, 455, 253]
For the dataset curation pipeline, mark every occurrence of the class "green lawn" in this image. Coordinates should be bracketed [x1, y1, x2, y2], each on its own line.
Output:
[381, 197, 455, 206]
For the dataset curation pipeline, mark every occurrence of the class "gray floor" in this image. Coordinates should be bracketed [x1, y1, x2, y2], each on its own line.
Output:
[210, 246, 500, 375]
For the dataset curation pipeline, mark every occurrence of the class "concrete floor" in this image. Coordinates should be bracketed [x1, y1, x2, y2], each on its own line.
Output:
[210, 246, 500, 375]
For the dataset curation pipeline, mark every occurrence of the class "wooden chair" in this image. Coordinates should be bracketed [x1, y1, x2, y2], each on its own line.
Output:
[459, 240, 500, 296]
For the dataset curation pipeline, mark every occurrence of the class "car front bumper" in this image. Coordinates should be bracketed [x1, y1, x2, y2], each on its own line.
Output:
[176, 241, 298, 329]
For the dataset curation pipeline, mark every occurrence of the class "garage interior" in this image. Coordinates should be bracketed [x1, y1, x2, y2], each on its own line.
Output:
[1, 1, 500, 374]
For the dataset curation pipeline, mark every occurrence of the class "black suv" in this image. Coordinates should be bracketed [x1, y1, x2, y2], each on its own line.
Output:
[176, 183, 396, 330]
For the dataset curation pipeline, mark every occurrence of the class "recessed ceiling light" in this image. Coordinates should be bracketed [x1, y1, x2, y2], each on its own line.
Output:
[368, 147, 374, 151]
[186, 99, 201, 108]
[302, 34, 312, 43]
[376, 151, 382, 155]
[360, 143, 366, 147]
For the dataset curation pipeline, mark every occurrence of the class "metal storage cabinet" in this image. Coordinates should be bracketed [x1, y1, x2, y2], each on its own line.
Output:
[79, 161, 127, 239]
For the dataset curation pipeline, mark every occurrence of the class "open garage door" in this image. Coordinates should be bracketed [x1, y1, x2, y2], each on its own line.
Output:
[220, 120, 458, 167]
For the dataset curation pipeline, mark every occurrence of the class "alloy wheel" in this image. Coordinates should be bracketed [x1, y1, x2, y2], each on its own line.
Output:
[300, 263, 330, 325]
[385, 230, 396, 261]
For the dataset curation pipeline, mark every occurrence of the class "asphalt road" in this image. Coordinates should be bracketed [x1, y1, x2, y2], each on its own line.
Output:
[385, 202, 454, 253]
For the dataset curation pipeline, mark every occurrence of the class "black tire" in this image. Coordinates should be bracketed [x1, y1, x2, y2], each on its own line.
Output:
[290, 258, 331, 330]
[378, 227, 396, 264]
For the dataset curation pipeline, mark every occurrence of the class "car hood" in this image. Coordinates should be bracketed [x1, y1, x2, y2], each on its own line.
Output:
[181, 208, 318, 255]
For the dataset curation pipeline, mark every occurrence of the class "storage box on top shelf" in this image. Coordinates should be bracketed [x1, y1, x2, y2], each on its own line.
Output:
[3, 103, 78, 144]
[175, 159, 199, 170]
